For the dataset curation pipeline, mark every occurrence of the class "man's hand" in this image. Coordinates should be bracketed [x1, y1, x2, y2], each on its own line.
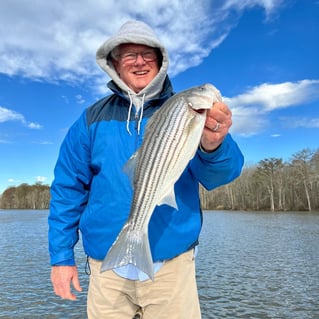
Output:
[51, 265, 82, 301]
[200, 101, 232, 152]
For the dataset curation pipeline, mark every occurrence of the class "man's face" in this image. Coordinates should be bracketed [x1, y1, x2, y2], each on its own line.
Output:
[113, 44, 160, 93]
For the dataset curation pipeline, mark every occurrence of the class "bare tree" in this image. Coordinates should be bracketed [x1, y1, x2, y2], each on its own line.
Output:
[290, 149, 315, 211]
[253, 158, 284, 211]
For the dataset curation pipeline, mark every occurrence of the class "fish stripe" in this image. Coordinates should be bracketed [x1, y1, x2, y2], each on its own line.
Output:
[131, 98, 188, 228]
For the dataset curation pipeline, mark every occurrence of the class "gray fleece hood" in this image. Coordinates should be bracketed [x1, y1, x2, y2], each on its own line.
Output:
[96, 20, 169, 101]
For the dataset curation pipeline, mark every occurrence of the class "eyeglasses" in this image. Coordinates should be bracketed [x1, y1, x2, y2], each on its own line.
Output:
[117, 50, 157, 64]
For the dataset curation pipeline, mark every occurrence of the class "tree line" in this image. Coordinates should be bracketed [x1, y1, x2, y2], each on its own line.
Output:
[0, 183, 50, 210]
[1, 148, 318, 212]
[200, 148, 319, 212]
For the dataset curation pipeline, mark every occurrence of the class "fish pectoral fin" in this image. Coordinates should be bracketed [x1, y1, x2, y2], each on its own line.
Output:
[123, 151, 139, 187]
[158, 187, 178, 210]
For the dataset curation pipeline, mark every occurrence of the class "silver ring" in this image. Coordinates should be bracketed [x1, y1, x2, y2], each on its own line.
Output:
[212, 122, 220, 132]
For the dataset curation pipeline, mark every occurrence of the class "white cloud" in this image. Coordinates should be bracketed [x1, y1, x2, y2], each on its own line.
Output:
[27, 122, 43, 129]
[228, 80, 319, 111]
[221, 0, 285, 20]
[282, 117, 319, 129]
[8, 178, 22, 184]
[0, 106, 42, 129]
[0, 106, 24, 122]
[227, 104, 269, 136]
[225, 80, 319, 136]
[0, 0, 285, 85]
[35, 176, 47, 183]
[76, 94, 86, 104]
[37, 141, 54, 145]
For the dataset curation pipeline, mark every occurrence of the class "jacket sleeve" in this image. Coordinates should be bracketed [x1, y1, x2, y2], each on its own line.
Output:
[190, 133, 244, 191]
[48, 111, 92, 265]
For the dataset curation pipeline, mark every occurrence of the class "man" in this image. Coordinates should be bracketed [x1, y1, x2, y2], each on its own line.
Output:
[48, 20, 244, 319]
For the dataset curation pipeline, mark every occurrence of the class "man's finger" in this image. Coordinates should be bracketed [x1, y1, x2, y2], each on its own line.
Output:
[72, 272, 83, 293]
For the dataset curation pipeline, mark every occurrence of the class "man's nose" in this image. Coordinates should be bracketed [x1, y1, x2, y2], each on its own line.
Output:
[134, 53, 146, 64]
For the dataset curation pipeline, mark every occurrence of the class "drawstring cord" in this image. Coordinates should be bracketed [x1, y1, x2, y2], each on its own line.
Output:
[85, 256, 91, 275]
[132, 307, 144, 319]
[126, 92, 146, 136]
[126, 92, 133, 136]
[137, 93, 145, 135]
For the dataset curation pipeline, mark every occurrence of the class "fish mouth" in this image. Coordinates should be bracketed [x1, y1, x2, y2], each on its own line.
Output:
[187, 101, 209, 115]
[194, 108, 207, 114]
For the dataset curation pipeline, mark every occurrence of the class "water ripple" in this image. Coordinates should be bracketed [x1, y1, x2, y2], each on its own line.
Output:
[0, 210, 318, 319]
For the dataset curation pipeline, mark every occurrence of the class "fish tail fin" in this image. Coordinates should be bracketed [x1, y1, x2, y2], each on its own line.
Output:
[100, 225, 154, 280]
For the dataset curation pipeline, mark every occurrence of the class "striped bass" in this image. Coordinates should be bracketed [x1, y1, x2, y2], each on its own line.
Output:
[101, 83, 222, 279]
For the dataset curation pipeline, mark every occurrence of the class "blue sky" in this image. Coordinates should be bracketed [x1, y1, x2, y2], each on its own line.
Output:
[0, 0, 318, 194]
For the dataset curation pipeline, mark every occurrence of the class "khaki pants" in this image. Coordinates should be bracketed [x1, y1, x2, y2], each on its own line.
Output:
[87, 249, 201, 319]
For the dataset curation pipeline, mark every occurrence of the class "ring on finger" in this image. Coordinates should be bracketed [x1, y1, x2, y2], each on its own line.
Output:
[212, 122, 220, 132]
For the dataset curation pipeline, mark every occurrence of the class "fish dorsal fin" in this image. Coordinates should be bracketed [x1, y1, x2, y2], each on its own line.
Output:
[123, 151, 139, 188]
[157, 186, 178, 210]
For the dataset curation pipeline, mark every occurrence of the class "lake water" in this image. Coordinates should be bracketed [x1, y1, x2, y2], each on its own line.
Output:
[0, 210, 318, 319]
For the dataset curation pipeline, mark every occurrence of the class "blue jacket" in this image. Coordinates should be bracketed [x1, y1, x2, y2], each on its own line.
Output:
[48, 77, 244, 265]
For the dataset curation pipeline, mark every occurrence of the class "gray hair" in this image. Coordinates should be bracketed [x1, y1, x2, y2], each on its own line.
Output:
[109, 46, 120, 61]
